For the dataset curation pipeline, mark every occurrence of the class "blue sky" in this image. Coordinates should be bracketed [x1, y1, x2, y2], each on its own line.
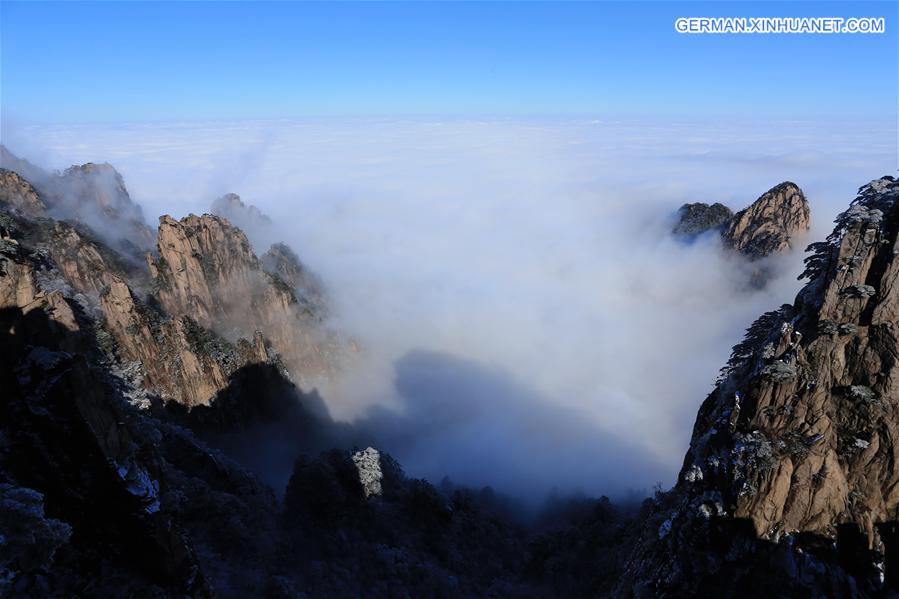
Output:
[1, 1, 896, 123]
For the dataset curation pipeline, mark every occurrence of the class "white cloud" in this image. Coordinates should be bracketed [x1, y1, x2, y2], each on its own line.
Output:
[5, 117, 896, 497]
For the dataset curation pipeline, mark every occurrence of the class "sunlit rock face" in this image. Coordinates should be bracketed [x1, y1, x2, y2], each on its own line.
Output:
[100, 277, 270, 407]
[623, 177, 899, 597]
[1, 146, 338, 410]
[0, 168, 46, 218]
[673, 181, 811, 260]
[148, 213, 336, 387]
[722, 181, 810, 259]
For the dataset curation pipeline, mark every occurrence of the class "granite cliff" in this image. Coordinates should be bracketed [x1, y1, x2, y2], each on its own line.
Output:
[674, 181, 811, 260]
[623, 176, 899, 597]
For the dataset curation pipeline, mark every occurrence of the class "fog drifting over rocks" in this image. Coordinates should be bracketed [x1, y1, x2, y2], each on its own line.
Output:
[5, 117, 896, 498]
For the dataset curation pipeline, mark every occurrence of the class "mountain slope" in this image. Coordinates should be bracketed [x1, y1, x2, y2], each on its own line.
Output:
[622, 176, 899, 597]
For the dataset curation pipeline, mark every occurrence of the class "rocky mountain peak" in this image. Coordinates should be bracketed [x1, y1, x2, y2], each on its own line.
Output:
[0, 168, 46, 218]
[150, 213, 334, 385]
[673, 181, 811, 261]
[210, 192, 273, 235]
[722, 181, 810, 259]
[54, 162, 154, 250]
[672, 202, 733, 237]
[1, 147, 155, 255]
[152, 213, 261, 328]
[622, 176, 899, 596]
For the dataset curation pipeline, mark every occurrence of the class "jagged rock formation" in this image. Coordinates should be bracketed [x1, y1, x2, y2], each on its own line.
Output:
[46, 221, 139, 298]
[0, 225, 217, 596]
[1, 147, 339, 407]
[56, 163, 144, 224]
[0, 173, 145, 302]
[149, 213, 334, 384]
[0, 169, 46, 218]
[0, 161, 316, 596]
[49, 162, 155, 254]
[100, 277, 269, 406]
[722, 182, 811, 258]
[212, 195, 328, 314]
[261, 241, 327, 316]
[674, 181, 811, 260]
[1, 147, 154, 256]
[622, 177, 899, 597]
[672, 202, 733, 237]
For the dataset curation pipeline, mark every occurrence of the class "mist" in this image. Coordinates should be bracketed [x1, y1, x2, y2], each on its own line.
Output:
[3, 116, 896, 500]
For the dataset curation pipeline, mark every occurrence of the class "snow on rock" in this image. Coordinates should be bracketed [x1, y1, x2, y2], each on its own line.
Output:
[683, 465, 704, 483]
[352, 447, 383, 498]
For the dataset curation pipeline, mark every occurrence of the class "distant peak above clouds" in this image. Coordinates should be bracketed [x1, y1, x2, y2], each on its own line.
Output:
[211, 192, 272, 228]
[674, 181, 811, 261]
[0, 145, 155, 257]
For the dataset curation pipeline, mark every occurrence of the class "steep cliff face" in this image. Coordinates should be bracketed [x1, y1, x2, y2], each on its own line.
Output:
[212, 191, 328, 316]
[261, 241, 327, 317]
[623, 176, 899, 597]
[0, 221, 219, 597]
[2, 148, 337, 408]
[0, 168, 46, 218]
[0, 173, 143, 300]
[46, 222, 141, 298]
[100, 277, 270, 407]
[149, 214, 334, 384]
[0, 167, 303, 597]
[674, 181, 811, 260]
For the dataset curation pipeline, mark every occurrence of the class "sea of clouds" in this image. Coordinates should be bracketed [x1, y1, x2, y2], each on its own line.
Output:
[4, 117, 896, 499]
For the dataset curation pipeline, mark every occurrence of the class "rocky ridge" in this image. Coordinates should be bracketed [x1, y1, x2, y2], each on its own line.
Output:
[148, 213, 336, 388]
[0, 169, 46, 218]
[622, 176, 899, 597]
[674, 181, 811, 260]
[0, 146, 154, 257]
[0, 148, 338, 407]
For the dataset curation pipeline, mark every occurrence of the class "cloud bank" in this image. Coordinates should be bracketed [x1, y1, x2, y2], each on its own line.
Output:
[3, 117, 896, 498]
